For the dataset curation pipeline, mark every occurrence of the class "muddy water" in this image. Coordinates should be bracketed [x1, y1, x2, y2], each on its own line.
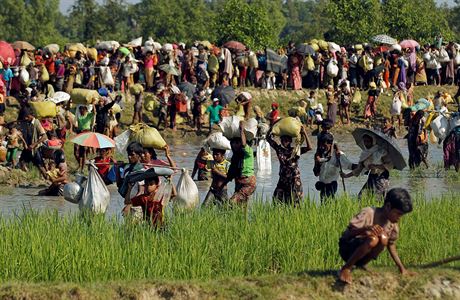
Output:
[1, 134, 457, 218]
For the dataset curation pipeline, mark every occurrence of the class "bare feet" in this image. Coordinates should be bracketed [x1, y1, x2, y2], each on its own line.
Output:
[338, 268, 352, 284]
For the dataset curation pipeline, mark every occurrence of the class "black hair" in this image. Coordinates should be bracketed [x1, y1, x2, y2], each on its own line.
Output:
[144, 147, 158, 160]
[321, 119, 333, 129]
[53, 149, 66, 165]
[384, 188, 413, 214]
[212, 149, 226, 156]
[127, 142, 144, 156]
[145, 175, 160, 185]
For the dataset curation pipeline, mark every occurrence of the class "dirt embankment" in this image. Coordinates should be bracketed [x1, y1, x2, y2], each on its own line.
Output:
[0, 268, 459, 299]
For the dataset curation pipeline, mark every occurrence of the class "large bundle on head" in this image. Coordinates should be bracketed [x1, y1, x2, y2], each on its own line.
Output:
[271, 117, 302, 139]
[67, 43, 87, 58]
[71, 88, 100, 105]
[219, 116, 258, 141]
[204, 132, 231, 150]
[129, 83, 144, 95]
[129, 123, 166, 150]
[86, 48, 98, 61]
[29, 101, 57, 119]
[95, 41, 120, 51]
[44, 44, 60, 54]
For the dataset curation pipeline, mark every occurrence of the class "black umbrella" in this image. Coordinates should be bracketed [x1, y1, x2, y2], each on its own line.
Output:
[211, 85, 236, 106]
[296, 43, 315, 56]
[178, 81, 196, 99]
[352, 128, 407, 171]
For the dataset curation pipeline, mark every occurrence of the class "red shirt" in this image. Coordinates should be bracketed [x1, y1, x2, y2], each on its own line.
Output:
[131, 194, 163, 226]
[94, 156, 114, 178]
[270, 110, 279, 125]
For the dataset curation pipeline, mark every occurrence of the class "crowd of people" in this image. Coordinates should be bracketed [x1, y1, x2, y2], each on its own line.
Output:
[2, 37, 459, 285]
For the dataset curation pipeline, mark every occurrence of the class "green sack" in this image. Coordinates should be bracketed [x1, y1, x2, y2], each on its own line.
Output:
[143, 93, 158, 112]
[71, 88, 100, 105]
[272, 117, 302, 138]
[129, 123, 166, 150]
[208, 55, 219, 74]
[30, 101, 57, 119]
[129, 83, 144, 95]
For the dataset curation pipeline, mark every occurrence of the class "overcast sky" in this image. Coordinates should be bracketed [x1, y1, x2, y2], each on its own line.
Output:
[59, 0, 456, 14]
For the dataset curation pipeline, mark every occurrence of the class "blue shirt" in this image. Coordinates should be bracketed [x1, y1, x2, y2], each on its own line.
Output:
[1, 68, 13, 82]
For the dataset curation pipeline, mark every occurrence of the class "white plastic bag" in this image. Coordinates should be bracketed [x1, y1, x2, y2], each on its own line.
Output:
[100, 66, 114, 86]
[219, 116, 243, 139]
[390, 95, 402, 116]
[430, 115, 449, 141]
[175, 169, 199, 209]
[63, 182, 83, 204]
[243, 118, 258, 141]
[205, 132, 231, 150]
[19, 68, 29, 84]
[257, 139, 272, 174]
[79, 164, 110, 213]
[326, 59, 338, 77]
[114, 129, 131, 156]
[128, 37, 143, 47]
[455, 52, 460, 65]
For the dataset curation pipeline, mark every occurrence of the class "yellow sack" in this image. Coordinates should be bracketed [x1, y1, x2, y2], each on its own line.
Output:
[40, 65, 50, 82]
[429, 130, 438, 144]
[352, 90, 362, 104]
[318, 40, 328, 51]
[71, 88, 100, 105]
[30, 101, 57, 119]
[309, 43, 319, 52]
[129, 83, 144, 95]
[87, 48, 98, 61]
[236, 104, 245, 118]
[401, 93, 409, 109]
[68, 43, 87, 55]
[306, 55, 315, 71]
[21, 54, 32, 67]
[129, 123, 166, 150]
[111, 103, 122, 114]
[143, 93, 158, 112]
[310, 39, 319, 44]
[272, 117, 302, 138]
[425, 112, 436, 129]
[354, 44, 363, 51]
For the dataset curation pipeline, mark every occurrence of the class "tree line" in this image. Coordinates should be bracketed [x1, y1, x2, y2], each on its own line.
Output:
[0, 0, 459, 50]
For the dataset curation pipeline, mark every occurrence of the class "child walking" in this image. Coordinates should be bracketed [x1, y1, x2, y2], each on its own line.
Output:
[338, 188, 415, 284]
[202, 148, 231, 206]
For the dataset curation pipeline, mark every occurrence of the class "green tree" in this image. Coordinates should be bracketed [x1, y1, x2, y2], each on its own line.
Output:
[63, 0, 104, 44]
[325, 0, 383, 44]
[280, 0, 330, 43]
[446, 1, 460, 41]
[135, 0, 215, 44]
[0, 0, 64, 46]
[215, 0, 285, 50]
[382, 0, 453, 44]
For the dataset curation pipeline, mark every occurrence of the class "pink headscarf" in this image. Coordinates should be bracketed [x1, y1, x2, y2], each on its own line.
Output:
[409, 48, 416, 71]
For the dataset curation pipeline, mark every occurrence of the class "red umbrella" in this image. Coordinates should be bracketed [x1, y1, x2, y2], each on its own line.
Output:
[399, 39, 419, 49]
[0, 41, 16, 65]
[223, 41, 246, 52]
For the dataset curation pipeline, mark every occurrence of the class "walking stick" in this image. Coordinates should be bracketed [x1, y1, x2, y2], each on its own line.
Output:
[334, 143, 347, 193]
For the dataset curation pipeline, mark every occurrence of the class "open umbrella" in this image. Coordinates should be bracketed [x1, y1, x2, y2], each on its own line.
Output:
[178, 81, 196, 99]
[158, 64, 179, 76]
[12, 41, 35, 51]
[211, 85, 236, 106]
[399, 39, 419, 49]
[223, 41, 246, 52]
[0, 41, 16, 65]
[71, 132, 115, 149]
[372, 34, 397, 45]
[296, 43, 315, 56]
[352, 128, 407, 171]
[119, 47, 130, 56]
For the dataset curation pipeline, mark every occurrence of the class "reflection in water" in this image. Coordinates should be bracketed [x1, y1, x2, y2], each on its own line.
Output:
[0, 134, 457, 218]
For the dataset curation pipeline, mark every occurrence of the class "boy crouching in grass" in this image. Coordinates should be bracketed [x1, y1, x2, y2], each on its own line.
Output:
[338, 188, 415, 284]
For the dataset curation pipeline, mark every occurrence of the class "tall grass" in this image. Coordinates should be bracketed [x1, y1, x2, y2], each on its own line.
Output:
[0, 193, 457, 283]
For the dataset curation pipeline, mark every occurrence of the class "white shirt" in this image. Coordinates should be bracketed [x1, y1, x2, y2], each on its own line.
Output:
[319, 151, 353, 184]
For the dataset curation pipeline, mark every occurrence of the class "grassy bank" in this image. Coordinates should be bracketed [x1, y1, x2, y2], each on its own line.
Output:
[0, 268, 459, 299]
[0, 194, 457, 283]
